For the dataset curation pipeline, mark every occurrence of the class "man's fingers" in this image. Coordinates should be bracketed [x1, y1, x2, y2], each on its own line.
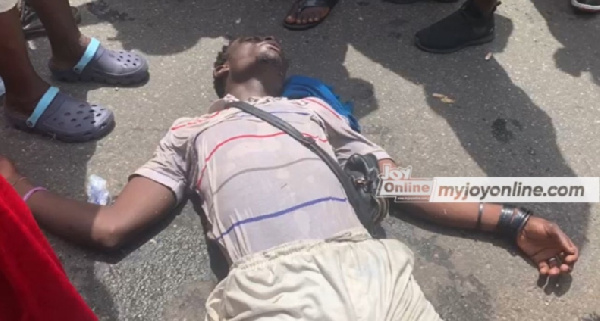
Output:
[562, 252, 579, 265]
[547, 225, 579, 269]
[551, 225, 578, 256]
[548, 266, 561, 276]
[543, 253, 572, 275]
[547, 257, 560, 276]
[546, 256, 562, 276]
[538, 261, 550, 275]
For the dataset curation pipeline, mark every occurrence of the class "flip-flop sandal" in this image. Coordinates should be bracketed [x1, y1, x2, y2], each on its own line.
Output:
[50, 38, 149, 86]
[4, 87, 115, 143]
[20, 0, 81, 39]
[283, 0, 339, 31]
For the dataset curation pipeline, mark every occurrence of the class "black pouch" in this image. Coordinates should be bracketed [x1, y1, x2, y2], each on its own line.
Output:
[344, 153, 389, 229]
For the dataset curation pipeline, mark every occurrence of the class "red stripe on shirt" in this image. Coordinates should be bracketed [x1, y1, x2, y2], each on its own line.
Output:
[196, 131, 328, 188]
[303, 97, 342, 120]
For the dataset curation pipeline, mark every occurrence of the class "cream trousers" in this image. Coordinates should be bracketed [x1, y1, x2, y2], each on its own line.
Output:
[205, 228, 442, 321]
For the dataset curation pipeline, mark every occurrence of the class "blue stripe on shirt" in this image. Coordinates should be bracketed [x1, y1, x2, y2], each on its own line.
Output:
[215, 196, 347, 240]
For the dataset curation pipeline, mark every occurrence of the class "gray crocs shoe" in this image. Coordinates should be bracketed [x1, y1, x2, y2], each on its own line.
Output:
[4, 87, 115, 143]
[51, 38, 149, 86]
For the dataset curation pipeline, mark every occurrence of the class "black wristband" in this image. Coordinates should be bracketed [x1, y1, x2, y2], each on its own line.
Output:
[515, 207, 533, 238]
[508, 209, 526, 240]
[496, 205, 533, 243]
[496, 206, 516, 239]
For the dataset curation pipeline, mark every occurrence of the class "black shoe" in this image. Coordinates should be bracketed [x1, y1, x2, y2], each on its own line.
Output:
[414, 0, 497, 53]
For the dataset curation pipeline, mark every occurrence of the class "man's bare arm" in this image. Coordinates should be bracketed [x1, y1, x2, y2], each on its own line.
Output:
[11, 174, 175, 251]
[377, 159, 578, 276]
[377, 159, 502, 230]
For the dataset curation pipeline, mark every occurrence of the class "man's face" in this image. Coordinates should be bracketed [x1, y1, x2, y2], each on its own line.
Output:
[224, 36, 287, 77]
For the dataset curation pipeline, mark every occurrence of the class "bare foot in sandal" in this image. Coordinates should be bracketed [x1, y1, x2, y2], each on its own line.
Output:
[4, 86, 115, 143]
[1, 5, 115, 142]
[283, 0, 338, 31]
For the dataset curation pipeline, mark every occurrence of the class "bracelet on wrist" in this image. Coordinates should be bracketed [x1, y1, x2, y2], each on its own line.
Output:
[496, 205, 533, 243]
[475, 203, 484, 230]
[23, 186, 47, 202]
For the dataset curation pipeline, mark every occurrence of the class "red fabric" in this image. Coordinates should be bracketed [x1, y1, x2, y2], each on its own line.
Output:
[0, 176, 97, 321]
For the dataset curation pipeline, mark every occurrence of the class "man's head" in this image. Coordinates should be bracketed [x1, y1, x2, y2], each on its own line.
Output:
[213, 36, 288, 98]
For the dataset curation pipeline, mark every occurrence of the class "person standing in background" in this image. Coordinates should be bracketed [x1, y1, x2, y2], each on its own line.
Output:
[414, 0, 599, 53]
[0, 0, 148, 142]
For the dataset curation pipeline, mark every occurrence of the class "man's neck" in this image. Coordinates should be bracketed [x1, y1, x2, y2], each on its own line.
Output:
[226, 78, 283, 102]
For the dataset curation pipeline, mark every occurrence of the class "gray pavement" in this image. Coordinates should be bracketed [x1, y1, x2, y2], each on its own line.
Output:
[1, 0, 599, 320]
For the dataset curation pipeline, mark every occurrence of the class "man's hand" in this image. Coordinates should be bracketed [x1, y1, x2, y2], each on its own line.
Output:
[517, 217, 579, 277]
[1, 155, 177, 251]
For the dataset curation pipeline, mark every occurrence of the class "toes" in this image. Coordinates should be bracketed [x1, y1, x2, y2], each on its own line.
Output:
[300, 9, 313, 23]
[285, 0, 301, 24]
[290, 6, 331, 25]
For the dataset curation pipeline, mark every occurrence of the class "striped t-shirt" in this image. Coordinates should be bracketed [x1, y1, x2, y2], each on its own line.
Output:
[134, 95, 391, 263]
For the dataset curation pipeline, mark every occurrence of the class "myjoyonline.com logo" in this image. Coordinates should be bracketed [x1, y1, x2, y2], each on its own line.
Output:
[377, 165, 600, 203]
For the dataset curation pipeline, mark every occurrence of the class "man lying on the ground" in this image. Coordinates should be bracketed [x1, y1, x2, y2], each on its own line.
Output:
[0, 36, 578, 321]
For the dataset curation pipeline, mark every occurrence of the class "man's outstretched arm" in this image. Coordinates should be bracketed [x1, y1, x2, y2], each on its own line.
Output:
[379, 159, 579, 277]
[1, 157, 176, 251]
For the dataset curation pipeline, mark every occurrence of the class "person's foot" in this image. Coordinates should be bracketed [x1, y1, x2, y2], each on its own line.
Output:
[414, 0, 497, 53]
[48, 35, 90, 71]
[50, 37, 149, 86]
[571, 0, 600, 12]
[3, 80, 49, 117]
[283, 0, 338, 31]
[4, 85, 115, 143]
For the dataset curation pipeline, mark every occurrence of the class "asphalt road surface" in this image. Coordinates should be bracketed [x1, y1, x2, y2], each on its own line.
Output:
[1, 0, 599, 320]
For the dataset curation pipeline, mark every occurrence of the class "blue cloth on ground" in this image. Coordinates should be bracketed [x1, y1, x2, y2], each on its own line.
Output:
[282, 75, 361, 132]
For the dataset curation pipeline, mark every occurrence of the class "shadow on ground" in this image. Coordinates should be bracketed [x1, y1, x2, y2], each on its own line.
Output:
[531, 0, 600, 85]
[2, 0, 595, 319]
